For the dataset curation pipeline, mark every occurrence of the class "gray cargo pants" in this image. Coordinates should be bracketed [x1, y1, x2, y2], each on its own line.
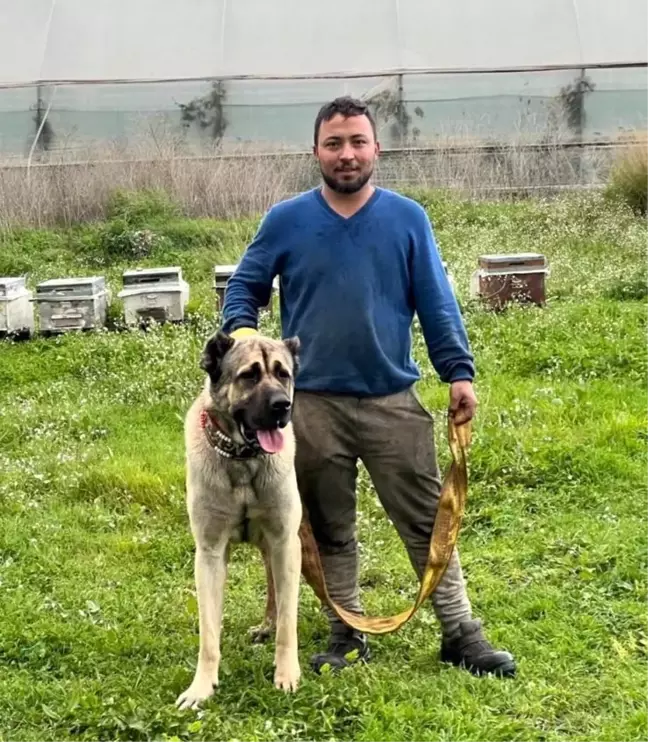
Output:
[291, 386, 472, 639]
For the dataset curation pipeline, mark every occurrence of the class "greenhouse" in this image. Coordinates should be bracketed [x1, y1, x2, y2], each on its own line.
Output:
[0, 0, 645, 158]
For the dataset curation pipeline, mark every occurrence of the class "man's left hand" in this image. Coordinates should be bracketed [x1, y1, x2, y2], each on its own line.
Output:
[449, 381, 478, 426]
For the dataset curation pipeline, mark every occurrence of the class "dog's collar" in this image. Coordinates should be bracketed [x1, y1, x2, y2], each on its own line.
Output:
[200, 409, 263, 460]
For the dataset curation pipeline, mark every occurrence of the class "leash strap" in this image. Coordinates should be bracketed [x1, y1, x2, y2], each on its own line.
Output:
[298, 416, 471, 635]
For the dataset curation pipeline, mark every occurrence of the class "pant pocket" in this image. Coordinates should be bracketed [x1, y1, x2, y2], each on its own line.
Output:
[408, 386, 436, 423]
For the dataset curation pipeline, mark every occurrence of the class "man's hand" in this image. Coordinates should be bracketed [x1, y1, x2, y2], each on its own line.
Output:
[449, 380, 477, 426]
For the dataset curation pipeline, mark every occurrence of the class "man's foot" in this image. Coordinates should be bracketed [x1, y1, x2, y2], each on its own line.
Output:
[310, 627, 371, 674]
[440, 619, 516, 677]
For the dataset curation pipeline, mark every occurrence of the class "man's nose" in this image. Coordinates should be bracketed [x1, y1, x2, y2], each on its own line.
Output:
[339, 143, 355, 160]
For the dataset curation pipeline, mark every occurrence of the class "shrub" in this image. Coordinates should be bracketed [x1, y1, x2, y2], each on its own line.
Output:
[603, 276, 648, 301]
[605, 133, 648, 216]
[100, 218, 168, 260]
[106, 188, 181, 227]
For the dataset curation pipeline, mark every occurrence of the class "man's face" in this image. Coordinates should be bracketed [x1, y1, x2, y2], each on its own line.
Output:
[314, 113, 380, 194]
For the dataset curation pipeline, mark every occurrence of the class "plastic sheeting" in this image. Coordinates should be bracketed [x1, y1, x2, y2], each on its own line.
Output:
[1, 0, 646, 86]
[1, 1, 645, 157]
[1, 66, 645, 157]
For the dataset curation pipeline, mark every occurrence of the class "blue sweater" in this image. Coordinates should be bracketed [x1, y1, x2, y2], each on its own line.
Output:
[221, 186, 475, 396]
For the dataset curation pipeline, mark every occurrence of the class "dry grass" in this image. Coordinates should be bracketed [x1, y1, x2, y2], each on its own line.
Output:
[0, 145, 318, 229]
[0, 129, 636, 229]
[373, 141, 607, 195]
[605, 131, 648, 215]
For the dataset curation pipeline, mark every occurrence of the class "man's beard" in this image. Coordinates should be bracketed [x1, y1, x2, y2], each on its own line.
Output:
[320, 165, 373, 194]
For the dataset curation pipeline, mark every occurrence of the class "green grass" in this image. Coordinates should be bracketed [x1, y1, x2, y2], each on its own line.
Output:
[0, 189, 646, 741]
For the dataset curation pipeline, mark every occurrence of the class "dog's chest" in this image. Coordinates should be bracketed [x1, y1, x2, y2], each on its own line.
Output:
[223, 459, 259, 491]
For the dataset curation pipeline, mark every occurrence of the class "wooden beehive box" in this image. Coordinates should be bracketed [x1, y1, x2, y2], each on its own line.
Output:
[472, 253, 549, 309]
[0, 277, 34, 338]
[213, 264, 277, 314]
[118, 266, 189, 324]
[33, 276, 108, 333]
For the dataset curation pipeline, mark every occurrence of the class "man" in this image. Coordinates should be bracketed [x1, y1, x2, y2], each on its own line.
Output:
[221, 96, 516, 678]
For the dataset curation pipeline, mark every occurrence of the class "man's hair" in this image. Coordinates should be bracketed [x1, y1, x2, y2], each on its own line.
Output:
[313, 96, 377, 146]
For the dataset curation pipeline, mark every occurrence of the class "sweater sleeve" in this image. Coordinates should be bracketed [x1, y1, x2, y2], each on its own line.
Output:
[409, 205, 475, 383]
[221, 207, 282, 333]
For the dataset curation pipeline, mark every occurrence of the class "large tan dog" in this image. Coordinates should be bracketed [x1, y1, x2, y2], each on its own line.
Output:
[176, 330, 302, 710]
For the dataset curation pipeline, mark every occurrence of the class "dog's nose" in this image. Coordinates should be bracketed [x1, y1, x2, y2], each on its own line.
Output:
[271, 397, 291, 414]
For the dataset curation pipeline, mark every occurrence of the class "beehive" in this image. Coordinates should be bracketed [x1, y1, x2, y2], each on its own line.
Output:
[213, 264, 277, 314]
[0, 277, 34, 338]
[471, 253, 549, 309]
[213, 264, 239, 311]
[442, 260, 456, 295]
[33, 276, 108, 333]
[118, 266, 189, 324]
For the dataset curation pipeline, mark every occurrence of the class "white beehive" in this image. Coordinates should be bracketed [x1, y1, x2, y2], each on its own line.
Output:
[33, 276, 108, 333]
[213, 264, 239, 311]
[213, 263, 278, 314]
[0, 277, 34, 337]
[118, 266, 189, 324]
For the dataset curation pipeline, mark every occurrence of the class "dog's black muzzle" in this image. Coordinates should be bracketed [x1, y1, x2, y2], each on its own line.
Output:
[234, 390, 292, 435]
[260, 390, 292, 429]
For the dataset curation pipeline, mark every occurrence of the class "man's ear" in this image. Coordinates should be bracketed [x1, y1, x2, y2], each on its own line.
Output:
[283, 336, 300, 374]
[200, 331, 235, 383]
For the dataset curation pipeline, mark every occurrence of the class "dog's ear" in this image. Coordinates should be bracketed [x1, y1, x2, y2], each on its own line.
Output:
[200, 331, 235, 382]
[282, 336, 300, 374]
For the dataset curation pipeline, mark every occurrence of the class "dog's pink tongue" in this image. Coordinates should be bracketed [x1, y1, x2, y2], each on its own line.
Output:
[257, 429, 284, 453]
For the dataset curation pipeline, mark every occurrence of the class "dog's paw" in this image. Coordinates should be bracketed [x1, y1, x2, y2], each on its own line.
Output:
[274, 660, 301, 693]
[175, 676, 218, 711]
[249, 623, 274, 644]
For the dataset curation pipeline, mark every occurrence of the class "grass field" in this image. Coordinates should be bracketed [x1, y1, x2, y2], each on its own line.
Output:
[0, 189, 646, 741]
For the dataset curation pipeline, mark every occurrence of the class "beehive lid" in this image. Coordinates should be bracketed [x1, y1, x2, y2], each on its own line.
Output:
[213, 265, 279, 292]
[35, 276, 106, 298]
[478, 253, 547, 272]
[213, 264, 239, 290]
[122, 266, 183, 286]
[0, 276, 28, 299]
[214, 264, 239, 277]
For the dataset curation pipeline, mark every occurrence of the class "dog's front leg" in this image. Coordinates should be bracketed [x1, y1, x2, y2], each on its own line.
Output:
[269, 532, 301, 692]
[176, 542, 228, 710]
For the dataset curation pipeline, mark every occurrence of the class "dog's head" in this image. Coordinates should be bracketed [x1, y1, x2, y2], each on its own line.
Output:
[200, 330, 300, 453]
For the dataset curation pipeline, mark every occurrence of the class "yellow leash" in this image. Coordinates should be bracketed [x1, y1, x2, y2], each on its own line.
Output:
[298, 415, 471, 635]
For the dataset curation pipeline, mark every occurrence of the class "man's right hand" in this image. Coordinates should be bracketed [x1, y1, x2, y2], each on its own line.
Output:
[230, 327, 259, 340]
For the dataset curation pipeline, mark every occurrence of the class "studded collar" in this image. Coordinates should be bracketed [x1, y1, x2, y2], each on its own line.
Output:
[200, 409, 264, 460]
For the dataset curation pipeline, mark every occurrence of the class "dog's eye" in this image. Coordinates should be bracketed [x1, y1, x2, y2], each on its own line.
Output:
[238, 369, 258, 382]
[275, 367, 290, 381]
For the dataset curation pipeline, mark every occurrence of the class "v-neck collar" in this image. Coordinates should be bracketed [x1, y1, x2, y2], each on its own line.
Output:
[314, 186, 382, 223]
